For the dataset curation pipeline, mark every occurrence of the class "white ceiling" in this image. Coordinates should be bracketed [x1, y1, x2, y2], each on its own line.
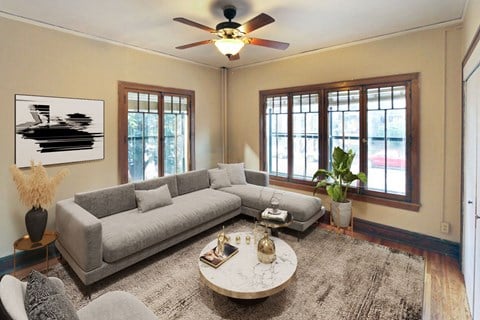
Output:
[0, 0, 467, 69]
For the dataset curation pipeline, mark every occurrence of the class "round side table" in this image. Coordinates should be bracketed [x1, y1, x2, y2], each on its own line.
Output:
[259, 210, 293, 237]
[13, 231, 58, 276]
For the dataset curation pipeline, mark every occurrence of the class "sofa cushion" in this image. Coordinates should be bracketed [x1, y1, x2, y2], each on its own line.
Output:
[135, 185, 173, 213]
[218, 163, 247, 185]
[0, 275, 67, 320]
[220, 184, 322, 222]
[25, 270, 79, 320]
[208, 169, 231, 189]
[133, 175, 178, 198]
[28, 293, 79, 320]
[101, 188, 241, 263]
[25, 271, 60, 309]
[75, 183, 136, 219]
[175, 169, 209, 195]
[245, 169, 269, 187]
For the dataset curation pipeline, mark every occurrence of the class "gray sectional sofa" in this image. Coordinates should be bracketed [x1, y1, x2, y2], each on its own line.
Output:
[55, 168, 324, 287]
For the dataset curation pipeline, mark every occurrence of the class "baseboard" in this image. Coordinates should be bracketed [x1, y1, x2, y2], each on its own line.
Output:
[320, 212, 460, 260]
[0, 243, 59, 276]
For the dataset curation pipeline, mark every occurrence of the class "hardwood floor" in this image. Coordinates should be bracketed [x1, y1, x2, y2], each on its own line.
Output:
[14, 222, 472, 319]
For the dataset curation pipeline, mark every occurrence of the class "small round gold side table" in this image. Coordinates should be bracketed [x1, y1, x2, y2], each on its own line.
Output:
[13, 231, 58, 276]
[259, 211, 293, 237]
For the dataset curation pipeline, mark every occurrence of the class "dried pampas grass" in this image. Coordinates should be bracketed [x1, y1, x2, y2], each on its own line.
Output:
[10, 161, 69, 209]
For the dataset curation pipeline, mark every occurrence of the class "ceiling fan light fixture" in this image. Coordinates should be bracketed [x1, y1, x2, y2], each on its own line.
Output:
[214, 38, 244, 57]
[174, 7, 288, 61]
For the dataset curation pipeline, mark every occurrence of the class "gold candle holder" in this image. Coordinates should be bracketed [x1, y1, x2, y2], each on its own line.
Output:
[235, 235, 241, 244]
[245, 235, 251, 245]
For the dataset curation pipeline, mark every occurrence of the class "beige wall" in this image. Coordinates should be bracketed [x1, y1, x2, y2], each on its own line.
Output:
[227, 26, 463, 242]
[0, 17, 222, 257]
[462, 0, 480, 56]
[0, 12, 468, 259]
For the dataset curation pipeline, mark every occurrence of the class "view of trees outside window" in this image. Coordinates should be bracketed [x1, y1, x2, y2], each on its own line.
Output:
[163, 95, 189, 175]
[266, 93, 320, 180]
[127, 92, 190, 181]
[265, 95, 288, 177]
[128, 92, 159, 181]
[293, 93, 319, 180]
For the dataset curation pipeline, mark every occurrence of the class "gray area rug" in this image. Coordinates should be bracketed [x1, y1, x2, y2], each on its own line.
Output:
[50, 218, 424, 319]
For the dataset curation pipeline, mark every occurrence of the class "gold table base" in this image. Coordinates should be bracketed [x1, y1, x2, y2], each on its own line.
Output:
[13, 231, 58, 277]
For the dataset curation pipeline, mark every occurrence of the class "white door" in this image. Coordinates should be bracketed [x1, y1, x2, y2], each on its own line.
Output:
[463, 67, 478, 315]
[463, 28, 480, 320]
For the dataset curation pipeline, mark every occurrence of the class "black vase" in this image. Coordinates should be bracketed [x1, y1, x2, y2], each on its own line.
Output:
[25, 207, 48, 242]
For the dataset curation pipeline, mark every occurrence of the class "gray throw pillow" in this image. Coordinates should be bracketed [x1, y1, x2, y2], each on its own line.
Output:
[208, 169, 232, 189]
[135, 184, 173, 212]
[25, 270, 79, 320]
[218, 163, 247, 185]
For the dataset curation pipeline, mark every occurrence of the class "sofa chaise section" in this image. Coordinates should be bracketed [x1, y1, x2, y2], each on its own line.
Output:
[232, 170, 325, 232]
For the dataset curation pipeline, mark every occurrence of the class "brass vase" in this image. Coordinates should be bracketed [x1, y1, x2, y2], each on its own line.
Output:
[257, 231, 276, 263]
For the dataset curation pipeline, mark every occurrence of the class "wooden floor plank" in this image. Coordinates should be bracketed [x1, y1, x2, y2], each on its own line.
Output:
[423, 271, 432, 320]
[428, 252, 445, 319]
[444, 255, 472, 319]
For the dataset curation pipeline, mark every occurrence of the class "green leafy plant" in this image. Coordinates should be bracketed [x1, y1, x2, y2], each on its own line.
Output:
[313, 147, 367, 202]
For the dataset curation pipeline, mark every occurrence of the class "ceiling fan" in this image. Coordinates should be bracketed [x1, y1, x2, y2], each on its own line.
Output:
[173, 5, 289, 61]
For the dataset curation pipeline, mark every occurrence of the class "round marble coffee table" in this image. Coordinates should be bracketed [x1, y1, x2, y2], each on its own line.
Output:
[198, 231, 297, 300]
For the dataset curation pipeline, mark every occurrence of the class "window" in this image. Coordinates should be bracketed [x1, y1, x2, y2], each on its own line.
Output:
[292, 93, 319, 180]
[365, 86, 408, 196]
[260, 74, 419, 210]
[119, 82, 195, 183]
[163, 95, 189, 175]
[265, 95, 288, 177]
[127, 92, 159, 181]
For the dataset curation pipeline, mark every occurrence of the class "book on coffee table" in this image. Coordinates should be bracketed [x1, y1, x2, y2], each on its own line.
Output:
[200, 243, 239, 268]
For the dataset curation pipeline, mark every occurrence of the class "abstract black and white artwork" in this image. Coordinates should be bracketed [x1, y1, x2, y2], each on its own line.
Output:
[15, 94, 104, 168]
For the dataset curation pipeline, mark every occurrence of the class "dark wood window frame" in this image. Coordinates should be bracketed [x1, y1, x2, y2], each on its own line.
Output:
[259, 73, 420, 211]
[118, 81, 195, 183]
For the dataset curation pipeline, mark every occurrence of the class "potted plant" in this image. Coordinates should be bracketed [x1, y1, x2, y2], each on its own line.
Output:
[10, 161, 68, 242]
[312, 147, 367, 228]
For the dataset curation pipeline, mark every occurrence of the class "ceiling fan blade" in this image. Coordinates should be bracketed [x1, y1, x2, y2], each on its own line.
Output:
[175, 40, 213, 50]
[173, 17, 216, 33]
[249, 38, 289, 50]
[238, 13, 274, 34]
[228, 53, 240, 61]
